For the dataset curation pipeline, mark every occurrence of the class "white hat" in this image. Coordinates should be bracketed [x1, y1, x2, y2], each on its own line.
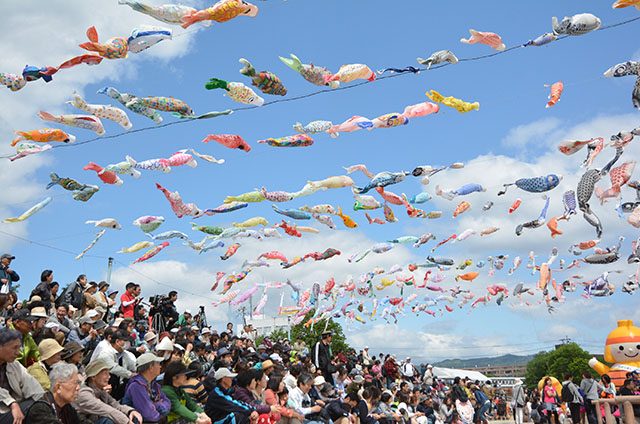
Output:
[215, 367, 238, 380]
[427, 364, 433, 368]
[201, 327, 211, 335]
[112, 318, 123, 327]
[184, 309, 192, 315]
[45, 322, 60, 330]
[85, 309, 99, 319]
[170, 328, 179, 333]
[155, 337, 174, 352]
[364, 346, 369, 349]
[144, 331, 157, 344]
[30, 307, 48, 319]
[174, 343, 185, 351]
[136, 353, 163, 369]
[313, 376, 326, 386]
[270, 353, 283, 362]
[191, 325, 199, 331]
[352, 375, 365, 384]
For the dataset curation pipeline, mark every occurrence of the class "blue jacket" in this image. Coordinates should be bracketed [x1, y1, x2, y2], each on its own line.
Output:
[205, 385, 255, 424]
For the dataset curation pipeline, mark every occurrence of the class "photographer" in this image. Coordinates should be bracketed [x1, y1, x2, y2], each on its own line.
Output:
[161, 291, 179, 329]
[119, 282, 141, 319]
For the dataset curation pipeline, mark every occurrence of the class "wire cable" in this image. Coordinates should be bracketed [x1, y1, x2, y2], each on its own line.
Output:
[3, 15, 640, 159]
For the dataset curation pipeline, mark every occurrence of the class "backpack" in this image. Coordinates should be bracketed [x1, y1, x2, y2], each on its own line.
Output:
[561, 383, 573, 403]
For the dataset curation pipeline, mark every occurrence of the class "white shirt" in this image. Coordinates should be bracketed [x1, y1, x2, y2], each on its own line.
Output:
[288, 387, 314, 416]
[283, 373, 297, 392]
[93, 341, 135, 379]
[402, 362, 415, 377]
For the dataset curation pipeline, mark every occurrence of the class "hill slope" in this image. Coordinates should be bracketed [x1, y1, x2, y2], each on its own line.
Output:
[434, 354, 534, 368]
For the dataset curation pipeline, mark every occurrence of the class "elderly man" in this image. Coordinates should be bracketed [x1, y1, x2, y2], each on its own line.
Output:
[26, 362, 83, 424]
[205, 368, 258, 424]
[0, 328, 45, 424]
[0, 253, 19, 295]
[75, 357, 143, 424]
[123, 353, 170, 423]
[95, 329, 136, 401]
[68, 315, 99, 350]
[288, 373, 323, 421]
[48, 304, 75, 335]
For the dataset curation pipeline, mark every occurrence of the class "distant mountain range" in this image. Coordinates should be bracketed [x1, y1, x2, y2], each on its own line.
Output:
[433, 354, 535, 368]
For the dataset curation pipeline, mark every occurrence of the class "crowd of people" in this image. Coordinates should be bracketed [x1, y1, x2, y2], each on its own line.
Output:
[0, 258, 639, 424]
[515, 371, 640, 424]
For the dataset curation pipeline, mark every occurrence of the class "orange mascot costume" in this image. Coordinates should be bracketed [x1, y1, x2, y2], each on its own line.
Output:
[589, 320, 640, 388]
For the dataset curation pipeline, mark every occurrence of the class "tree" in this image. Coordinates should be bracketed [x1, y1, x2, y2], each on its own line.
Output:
[267, 310, 351, 354]
[524, 343, 592, 389]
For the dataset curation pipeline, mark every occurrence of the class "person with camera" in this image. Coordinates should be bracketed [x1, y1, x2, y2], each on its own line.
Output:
[161, 291, 179, 329]
[120, 283, 142, 320]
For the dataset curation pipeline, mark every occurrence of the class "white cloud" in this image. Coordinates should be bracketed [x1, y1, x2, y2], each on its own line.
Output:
[0, 1, 199, 251]
[502, 117, 561, 150]
[346, 324, 517, 362]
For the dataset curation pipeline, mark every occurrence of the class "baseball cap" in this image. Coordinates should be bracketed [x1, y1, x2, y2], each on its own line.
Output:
[12, 309, 37, 322]
[1, 253, 15, 260]
[201, 327, 211, 335]
[215, 367, 238, 380]
[85, 357, 114, 378]
[314, 376, 326, 386]
[217, 347, 231, 356]
[136, 353, 163, 369]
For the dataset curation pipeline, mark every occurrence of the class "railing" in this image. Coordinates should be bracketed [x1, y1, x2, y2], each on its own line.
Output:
[592, 396, 640, 424]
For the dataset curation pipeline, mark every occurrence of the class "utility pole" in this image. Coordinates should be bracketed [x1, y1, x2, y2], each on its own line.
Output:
[106, 257, 114, 285]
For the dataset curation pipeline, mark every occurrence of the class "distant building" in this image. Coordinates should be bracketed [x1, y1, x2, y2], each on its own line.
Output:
[244, 314, 290, 337]
[462, 364, 527, 378]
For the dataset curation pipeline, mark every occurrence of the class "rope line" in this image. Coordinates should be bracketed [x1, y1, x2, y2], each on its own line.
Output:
[3, 16, 639, 159]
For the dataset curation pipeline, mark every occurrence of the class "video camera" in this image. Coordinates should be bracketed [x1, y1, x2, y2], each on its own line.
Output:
[148, 294, 168, 316]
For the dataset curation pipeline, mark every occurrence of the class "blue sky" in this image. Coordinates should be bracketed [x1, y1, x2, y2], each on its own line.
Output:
[0, 1, 639, 360]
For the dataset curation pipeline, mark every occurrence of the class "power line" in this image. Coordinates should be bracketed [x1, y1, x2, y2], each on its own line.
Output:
[3, 15, 640, 160]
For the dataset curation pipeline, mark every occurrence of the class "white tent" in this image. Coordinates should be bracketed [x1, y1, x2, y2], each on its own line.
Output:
[432, 366, 489, 382]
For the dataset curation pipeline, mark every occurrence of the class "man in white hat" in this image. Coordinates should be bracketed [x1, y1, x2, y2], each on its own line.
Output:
[401, 357, 416, 380]
[123, 353, 170, 423]
[362, 346, 372, 366]
[27, 339, 64, 390]
[205, 367, 259, 424]
[423, 364, 434, 386]
[75, 357, 143, 424]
